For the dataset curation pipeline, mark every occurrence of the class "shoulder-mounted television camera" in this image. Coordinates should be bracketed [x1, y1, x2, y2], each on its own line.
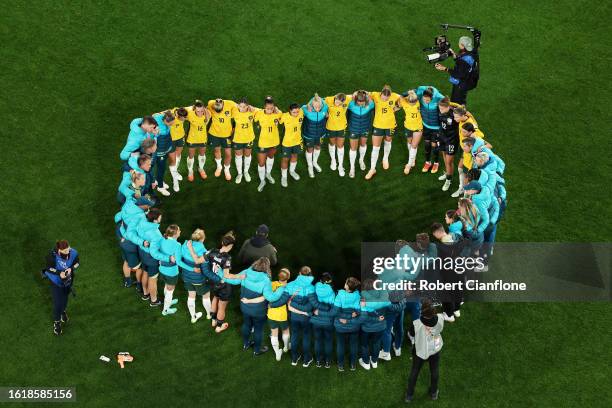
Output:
[424, 24, 481, 63]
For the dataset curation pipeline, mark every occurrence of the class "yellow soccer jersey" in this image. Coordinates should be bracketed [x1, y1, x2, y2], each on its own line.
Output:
[371, 91, 400, 129]
[399, 99, 423, 131]
[267, 281, 287, 321]
[459, 114, 485, 168]
[167, 108, 186, 141]
[186, 107, 209, 144]
[255, 110, 282, 148]
[325, 95, 352, 131]
[207, 99, 236, 138]
[232, 109, 256, 143]
[280, 111, 304, 147]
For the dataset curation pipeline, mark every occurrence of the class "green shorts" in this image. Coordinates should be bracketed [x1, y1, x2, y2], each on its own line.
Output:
[281, 144, 302, 157]
[349, 131, 369, 140]
[208, 135, 232, 148]
[372, 127, 395, 137]
[170, 138, 185, 152]
[184, 281, 211, 296]
[186, 142, 206, 148]
[233, 141, 254, 150]
[303, 137, 322, 148]
[404, 128, 422, 139]
[161, 273, 179, 286]
[257, 146, 277, 154]
[269, 319, 289, 330]
[327, 130, 346, 139]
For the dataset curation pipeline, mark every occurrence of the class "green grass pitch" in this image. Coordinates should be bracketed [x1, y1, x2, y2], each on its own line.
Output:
[1, 1, 611, 407]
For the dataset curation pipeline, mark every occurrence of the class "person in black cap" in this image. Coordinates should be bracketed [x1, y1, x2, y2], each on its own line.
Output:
[237, 224, 278, 267]
[44, 240, 80, 335]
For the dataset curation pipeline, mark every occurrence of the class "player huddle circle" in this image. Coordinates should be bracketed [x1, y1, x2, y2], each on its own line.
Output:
[115, 84, 507, 369]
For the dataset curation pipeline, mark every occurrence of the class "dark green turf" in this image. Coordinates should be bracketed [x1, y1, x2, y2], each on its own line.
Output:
[1, 1, 611, 407]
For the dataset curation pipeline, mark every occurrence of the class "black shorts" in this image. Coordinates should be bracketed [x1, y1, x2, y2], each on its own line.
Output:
[438, 135, 459, 155]
[423, 127, 439, 144]
[213, 282, 232, 301]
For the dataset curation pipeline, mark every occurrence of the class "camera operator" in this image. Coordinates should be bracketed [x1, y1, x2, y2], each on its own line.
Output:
[434, 35, 479, 106]
[43, 240, 79, 335]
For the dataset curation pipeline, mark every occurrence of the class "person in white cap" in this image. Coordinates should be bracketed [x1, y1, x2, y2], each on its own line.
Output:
[434, 35, 480, 106]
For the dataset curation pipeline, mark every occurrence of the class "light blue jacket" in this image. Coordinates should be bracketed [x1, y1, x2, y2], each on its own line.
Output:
[270, 275, 315, 321]
[135, 220, 163, 253]
[224, 267, 285, 317]
[471, 138, 506, 174]
[120, 118, 149, 161]
[471, 190, 491, 233]
[416, 86, 444, 129]
[308, 282, 336, 328]
[153, 237, 182, 276]
[332, 289, 361, 332]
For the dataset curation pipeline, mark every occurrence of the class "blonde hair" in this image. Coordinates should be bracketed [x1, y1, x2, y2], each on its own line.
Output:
[458, 198, 479, 230]
[164, 224, 180, 239]
[191, 228, 205, 242]
[381, 84, 392, 96]
[312, 93, 323, 106]
[407, 90, 418, 103]
[476, 152, 489, 164]
[251, 257, 272, 278]
[278, 268, 291, 282]
[131, 171, 144, 184]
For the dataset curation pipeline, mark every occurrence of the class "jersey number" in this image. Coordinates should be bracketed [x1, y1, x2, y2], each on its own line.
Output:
[382, 108, 388, 114]
[197, 126, 204, 131]
[219, 118, 224, 123]
[241, 123, 249, 129]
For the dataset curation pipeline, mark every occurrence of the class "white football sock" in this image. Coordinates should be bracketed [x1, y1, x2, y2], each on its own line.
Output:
[359, 145, 367, 162]
[383, 140, 392, 162]
[289, 161, 297, 173]
[215, 158, 222, 169]
[349, 149, 357, 169]
[202, 295, 212, 316]
[244, 155, 252, 172]
[313, 148, 321, 165]
[306, 151, 313, 168]
[458, 167, 465, 188]
[258, 165, 266, 182]
[408, 146, 417, 165]
[337, 146, 344, 167]
[329, 144, 336, 163]
[163, 288, 174, 312]
[175, 155, 182, 168]
[187, 297, 196, 319]
[271, 336, 281, 354]
[186, 157, 194, 175]
[282, 332, 290, 350]
[197, 154, 206, 170]
[235, 155, 243, 175]
[281, 168, 288, 179]
[370, 146, 380, 171]
[266, 157, 274, 175]
[169, 164, 178, 179]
